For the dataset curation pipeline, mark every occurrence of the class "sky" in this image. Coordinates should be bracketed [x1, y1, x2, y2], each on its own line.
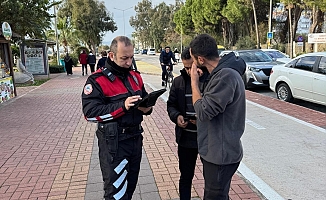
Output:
[103, 0, 176, 44]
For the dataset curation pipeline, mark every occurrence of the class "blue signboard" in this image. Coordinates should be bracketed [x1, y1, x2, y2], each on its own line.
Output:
[267, 32, 273, 39]
[297, 35, 303, 42]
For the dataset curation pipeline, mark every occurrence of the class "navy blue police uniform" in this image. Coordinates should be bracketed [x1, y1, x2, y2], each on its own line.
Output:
[82, 59, 151, 200]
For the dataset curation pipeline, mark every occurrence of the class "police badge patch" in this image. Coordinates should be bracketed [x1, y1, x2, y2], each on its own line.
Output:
[84, 84, 93, 95]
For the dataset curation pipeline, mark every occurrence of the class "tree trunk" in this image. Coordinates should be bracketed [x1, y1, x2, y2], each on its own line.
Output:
[221, 18, 228, 49]
[292, 5, 304, 41]
[251, 0, 260, 49]
[308, 6, 324, 52]
[289, 4, 293, 58]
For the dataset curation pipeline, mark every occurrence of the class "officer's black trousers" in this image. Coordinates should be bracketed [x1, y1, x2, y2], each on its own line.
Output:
[97, 131, 143, 200]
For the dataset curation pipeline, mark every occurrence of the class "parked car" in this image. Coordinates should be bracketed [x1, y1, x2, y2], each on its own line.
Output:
[261, 49, 291, 64]
[141, 49, 147, 54]
[147, 48, 156, 55]
[269, 52, 326, 106]
[217, 45, 225, 55]
[134, 49, 139, 54]
[220, 49, 281, 88]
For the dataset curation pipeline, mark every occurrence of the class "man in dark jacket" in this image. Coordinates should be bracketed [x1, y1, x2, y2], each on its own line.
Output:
[97, 51, 108, 70]
[82, 36, 152, 200]
[167, 47, 208, 200]
[87, 50, 96, 73]
[159, 46, 177, 86]
[189, 34, 246, 200]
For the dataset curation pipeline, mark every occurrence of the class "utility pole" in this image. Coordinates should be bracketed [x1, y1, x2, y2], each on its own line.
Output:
[53, 3, 60, 65]
[268, 0, 272, 49]
[113, 7, 133, 36]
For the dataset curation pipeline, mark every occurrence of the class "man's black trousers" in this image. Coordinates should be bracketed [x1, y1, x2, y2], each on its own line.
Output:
[178, 145, 198, 200]
[161, 63, 173, 81]
[201, 158, 240, 200]
[96, 130, 143, 200]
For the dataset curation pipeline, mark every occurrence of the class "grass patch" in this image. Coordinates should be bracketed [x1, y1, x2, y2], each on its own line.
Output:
[15, 78, 50, 87]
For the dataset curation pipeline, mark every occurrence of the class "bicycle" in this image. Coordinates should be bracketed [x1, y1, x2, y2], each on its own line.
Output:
[161, 62, 177, 89]
[165, 66, 174, 89]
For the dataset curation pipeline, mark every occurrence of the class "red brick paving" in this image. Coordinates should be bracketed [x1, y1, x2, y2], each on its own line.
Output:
[0, 66, 325, 199]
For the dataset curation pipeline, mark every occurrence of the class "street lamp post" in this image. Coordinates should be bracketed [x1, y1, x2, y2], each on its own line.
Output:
[53, 3, 60, 65]
[180, 0, 184, 52]
[268, 0, 272, 49]
[113, 6, 133, 36]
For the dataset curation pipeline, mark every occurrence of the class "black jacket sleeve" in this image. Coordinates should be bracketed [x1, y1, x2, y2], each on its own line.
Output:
[167, 78, 182, 124]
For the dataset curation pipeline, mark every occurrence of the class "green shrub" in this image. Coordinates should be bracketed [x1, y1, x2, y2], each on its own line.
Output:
[49, 65, 65, 73]
[235, 36, 256, 50]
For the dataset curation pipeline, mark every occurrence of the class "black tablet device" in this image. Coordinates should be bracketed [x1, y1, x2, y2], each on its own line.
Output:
[134, 88, 166, 108]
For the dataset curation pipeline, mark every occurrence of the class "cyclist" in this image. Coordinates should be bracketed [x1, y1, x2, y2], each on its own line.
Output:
[160, 46, 177, 86]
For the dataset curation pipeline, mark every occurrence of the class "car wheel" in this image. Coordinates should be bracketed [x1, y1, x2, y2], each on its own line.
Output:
[276, 83, 293, 102]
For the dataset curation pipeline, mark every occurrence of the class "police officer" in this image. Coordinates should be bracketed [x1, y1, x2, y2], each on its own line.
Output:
[82, 36, 152, 200]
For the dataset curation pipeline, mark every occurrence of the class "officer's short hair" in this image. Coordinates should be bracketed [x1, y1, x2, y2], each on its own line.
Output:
[110, 36, 133, 55]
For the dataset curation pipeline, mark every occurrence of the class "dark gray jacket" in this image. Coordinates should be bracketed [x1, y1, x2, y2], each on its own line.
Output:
[194, 52, 246, 165]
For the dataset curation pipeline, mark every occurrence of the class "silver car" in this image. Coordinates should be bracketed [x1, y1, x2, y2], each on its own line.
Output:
[261, 49, 292, 64]
[220, 49, 282, 88]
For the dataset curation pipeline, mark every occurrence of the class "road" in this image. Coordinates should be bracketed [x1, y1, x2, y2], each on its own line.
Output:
[135, 53, 326, 114]
[135, 53, 326, 200]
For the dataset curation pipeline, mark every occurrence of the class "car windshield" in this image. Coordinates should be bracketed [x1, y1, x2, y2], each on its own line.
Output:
[238, 51, 273, 62]
[265, 51, 287, 58]
[149, 48, 155, 51]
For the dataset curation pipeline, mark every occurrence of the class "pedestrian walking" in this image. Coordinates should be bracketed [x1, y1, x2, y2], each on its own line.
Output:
[82, 36, 153, 200]
[189, 33, 246, 200]
[79, 50, 88, 76]
[87, 50, 96, 73]
[64, 53, 74, 75]
[167, 47, 209, 200]
[97, 51, 107, 70]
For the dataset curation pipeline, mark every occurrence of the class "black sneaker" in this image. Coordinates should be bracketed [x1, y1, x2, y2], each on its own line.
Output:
[161, 81, 165, 86]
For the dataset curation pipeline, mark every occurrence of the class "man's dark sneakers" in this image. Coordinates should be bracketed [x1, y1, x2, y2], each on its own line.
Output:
[162, 81, 165, 86]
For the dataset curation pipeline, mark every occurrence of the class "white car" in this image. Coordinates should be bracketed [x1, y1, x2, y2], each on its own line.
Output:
[147, 48, 156, 55]
[261, 49, 291, 64]
[269, 52, 326, 106]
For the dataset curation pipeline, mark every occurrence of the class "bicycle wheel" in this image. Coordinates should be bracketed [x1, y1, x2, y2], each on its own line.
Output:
[167, 72, 174, 88]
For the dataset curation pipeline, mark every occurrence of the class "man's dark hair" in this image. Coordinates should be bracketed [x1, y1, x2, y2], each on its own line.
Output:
[101, 51, 107, 56]
[165, 46, 170, 49]
[189, 34, 219, 60]
[110, 36, 133, 55]
[181, 47, 191, 60]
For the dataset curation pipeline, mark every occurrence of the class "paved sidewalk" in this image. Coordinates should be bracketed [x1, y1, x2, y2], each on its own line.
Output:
[0, 63, 324, 200]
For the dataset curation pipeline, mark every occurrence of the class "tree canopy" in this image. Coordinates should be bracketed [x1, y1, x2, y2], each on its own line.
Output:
[0, 0, 58, 39]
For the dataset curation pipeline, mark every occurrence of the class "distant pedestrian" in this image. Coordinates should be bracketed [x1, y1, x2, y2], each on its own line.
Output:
[167, 47, 208, 200]
[79, 50, 88, 76]
[96, 51, 107, 70]
[64, 53, 74, 75]
[189, 33, 246, 200]
[87, 50, 96, 73]
[174, 48, 180, 63]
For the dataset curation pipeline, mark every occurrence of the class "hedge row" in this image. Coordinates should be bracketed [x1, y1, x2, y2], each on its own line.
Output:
[49, 65, 65, 73]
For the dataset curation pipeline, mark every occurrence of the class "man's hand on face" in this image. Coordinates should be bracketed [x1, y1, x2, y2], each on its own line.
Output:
[190, 63, 200, 84]
[125, 95, 142, 110]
